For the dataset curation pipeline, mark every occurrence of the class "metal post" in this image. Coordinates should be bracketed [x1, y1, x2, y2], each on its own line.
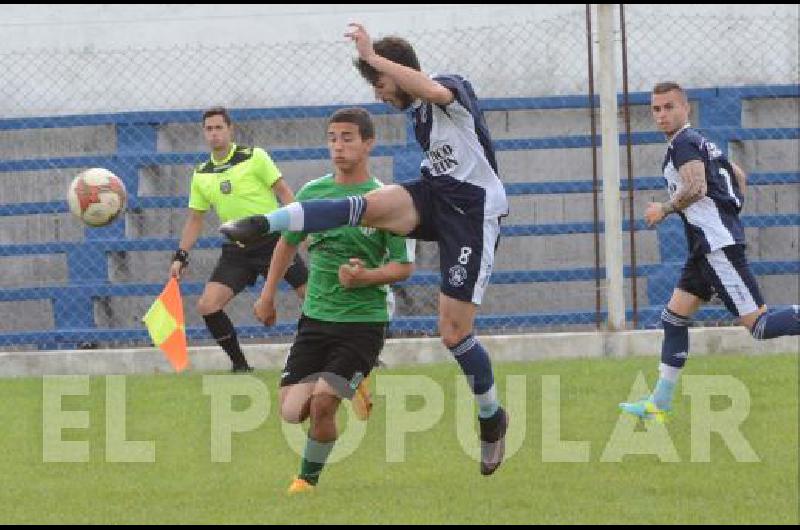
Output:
[620, 3, 638, 327]
[586, 4, 602, 328]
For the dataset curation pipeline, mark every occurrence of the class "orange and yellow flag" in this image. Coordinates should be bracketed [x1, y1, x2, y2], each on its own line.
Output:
[143, 277, 189, 372]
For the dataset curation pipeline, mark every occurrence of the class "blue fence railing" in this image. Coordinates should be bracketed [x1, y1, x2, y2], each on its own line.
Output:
[1, 84, 798, 347]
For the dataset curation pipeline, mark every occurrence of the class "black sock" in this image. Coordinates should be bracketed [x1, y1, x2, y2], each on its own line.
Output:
[203, 310, 248, 368]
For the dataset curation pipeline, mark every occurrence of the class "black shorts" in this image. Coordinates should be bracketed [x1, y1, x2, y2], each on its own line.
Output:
[401, 179, 501, 305]
[677, 244, 764, 317]
[279, 314, 386, 399]
[209, 234, 308, 294]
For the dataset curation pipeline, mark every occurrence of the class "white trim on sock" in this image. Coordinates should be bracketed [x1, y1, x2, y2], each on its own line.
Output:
[659, 363, 682, 383]
[348, 196, 365, 226]
[285, 202, 305, 231]
[476, 384, 498, 408]
[450, 335, 478, 356]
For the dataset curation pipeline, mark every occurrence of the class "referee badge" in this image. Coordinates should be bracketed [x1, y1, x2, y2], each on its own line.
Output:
[220, 180, 232, 194]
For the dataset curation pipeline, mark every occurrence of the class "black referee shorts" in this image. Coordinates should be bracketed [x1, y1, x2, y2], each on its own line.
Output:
[209, 234, 307, 294]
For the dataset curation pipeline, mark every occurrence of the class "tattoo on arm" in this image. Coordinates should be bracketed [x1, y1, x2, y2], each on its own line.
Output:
[669, 160, 707, 212]
[660, 201, 677, 215]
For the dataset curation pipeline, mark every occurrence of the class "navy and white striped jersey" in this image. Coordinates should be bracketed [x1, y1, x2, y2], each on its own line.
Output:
[410, 74, 509, 218]
[662, 125, 745, 256]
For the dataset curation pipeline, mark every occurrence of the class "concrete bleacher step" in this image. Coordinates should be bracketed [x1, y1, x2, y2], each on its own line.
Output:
[1, 88, 798, 344]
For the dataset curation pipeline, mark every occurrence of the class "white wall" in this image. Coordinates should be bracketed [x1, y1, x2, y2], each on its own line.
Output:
[2, 4, 570, 49]
[2, 4, 795, 51]
[0, 4, 796, 116]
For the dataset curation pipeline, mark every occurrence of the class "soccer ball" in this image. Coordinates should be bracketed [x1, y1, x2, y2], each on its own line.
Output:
[67, 168, 127, 227]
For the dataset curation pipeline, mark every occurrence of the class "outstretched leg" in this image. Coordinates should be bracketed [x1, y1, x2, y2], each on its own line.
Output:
[220, 184, 419, 245]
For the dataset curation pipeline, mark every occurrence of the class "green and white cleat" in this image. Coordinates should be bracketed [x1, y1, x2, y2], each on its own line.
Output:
[619, 397, 669, 424]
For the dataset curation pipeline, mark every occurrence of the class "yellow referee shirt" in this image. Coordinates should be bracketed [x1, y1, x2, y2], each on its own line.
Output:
[188, 143, 282, 223]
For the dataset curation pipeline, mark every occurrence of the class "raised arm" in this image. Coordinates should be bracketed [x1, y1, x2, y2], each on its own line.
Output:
[346, 23, 453, 106]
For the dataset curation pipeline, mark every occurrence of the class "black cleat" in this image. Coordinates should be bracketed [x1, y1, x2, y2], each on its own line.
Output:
[219, 215, 271, 246]
[479, 407, 509, 476]
[231, 363, 254, 373]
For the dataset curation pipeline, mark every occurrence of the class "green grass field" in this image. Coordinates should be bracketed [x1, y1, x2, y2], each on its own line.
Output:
[1, 353, 797, 524]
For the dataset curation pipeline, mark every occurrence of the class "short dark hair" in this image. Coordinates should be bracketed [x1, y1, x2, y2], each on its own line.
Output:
[202, 106, 232, 126]
[328, 107, 375, 140]
[652, 81, 686, 98]
[354, 36, 420, 85]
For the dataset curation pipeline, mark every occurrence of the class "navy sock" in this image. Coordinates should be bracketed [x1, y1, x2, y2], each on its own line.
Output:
[661, 308, 690, 369]
[751, 305, 800, 340]
[266, 196, 366, 233]
[449, 335, 499, 418]
[653, 308, 691, 410]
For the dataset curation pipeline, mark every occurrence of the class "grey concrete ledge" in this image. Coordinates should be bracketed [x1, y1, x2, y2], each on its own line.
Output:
[0, 327, 796, 378]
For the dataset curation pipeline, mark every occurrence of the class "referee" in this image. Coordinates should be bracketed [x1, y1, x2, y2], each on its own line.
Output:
[169, 107, 307, 372]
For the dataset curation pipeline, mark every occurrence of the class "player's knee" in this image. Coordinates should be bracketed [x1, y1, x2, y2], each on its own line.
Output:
[280, 399, 310, 423]
[278, 388, 311, 423]
[196, 297, 221, 316]
[361, 186, 416, 233]
[360, 194, 379, 223]
[279, 403, 305, 424]
[439, 322, 471, 350]
[740, 308, 765, 335]
[747, 312, 767, 339]
[309, 393, 339, 421]
[441, 330, 471, 350]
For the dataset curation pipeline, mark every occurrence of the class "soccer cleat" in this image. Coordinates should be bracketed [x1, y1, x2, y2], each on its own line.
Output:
[619, 397, 669, 424]
[219, 215, 271, 247]
[479, 407, 509, 476]
[231, 363, 254, 373]
[287, 477, 315, 495]
[352, 375, 373, 421]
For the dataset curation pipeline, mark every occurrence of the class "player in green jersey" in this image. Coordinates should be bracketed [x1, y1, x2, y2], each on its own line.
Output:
[169, 107, 308, 372]
[254, 108, 415, 493]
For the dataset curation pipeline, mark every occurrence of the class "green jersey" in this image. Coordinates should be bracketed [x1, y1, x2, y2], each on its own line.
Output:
[188, 143, 282, 223]
[284, 175, 415, 323]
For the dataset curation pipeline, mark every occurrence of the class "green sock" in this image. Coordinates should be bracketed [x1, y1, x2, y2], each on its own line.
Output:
[299, 437, 335, 486]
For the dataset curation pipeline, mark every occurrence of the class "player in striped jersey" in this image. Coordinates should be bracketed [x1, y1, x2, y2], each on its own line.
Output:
[620, 82, 799, 422]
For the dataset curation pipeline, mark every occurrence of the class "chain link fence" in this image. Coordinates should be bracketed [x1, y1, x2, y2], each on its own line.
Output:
[0, 6, 797, 350]
[623, 8, 800, 328]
